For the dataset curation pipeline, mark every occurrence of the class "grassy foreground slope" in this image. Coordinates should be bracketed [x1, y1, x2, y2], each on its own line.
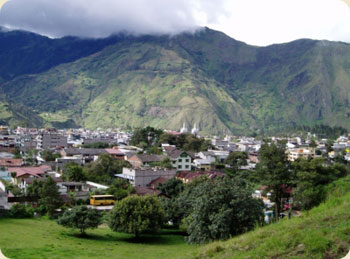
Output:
[0, 219, 197, 259]
[196, 177, 350, 259]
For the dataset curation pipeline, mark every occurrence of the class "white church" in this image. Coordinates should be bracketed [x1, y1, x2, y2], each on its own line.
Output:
[180, 122, 199, 136]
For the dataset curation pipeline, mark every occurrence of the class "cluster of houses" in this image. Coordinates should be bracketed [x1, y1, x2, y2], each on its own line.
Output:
[1, 125, 350, 212]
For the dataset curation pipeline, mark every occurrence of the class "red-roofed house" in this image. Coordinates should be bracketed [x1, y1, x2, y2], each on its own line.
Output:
[9, 165, 51, 187]
[148, 176, 168, 190]
[0, 159, 23, 168]
[105, 146, 125, 160]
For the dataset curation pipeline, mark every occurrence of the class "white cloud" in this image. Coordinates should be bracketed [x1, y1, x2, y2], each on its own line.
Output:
[203, 0, 350, 45]
[0, 0, 227, 38]
[0, 0, 349, 45]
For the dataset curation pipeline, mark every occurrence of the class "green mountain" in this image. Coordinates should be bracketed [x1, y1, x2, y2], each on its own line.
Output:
[1, 27, 350, 134]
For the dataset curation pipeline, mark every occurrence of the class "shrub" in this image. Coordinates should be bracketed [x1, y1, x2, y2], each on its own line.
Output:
[9, 204, 34, 218]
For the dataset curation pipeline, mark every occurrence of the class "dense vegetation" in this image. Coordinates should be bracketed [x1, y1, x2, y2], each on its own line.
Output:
[293, 124, 348, 139]
[2, 28, 350, 133]
[130, 127, 211, 152]
[27, 177, 63, 217]
[109, 195, 165, 238]
[197, 176, 350, 259]
[82, 154, 131, 185]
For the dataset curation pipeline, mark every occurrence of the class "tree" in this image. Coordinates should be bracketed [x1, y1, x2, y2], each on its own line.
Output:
[26, 179, 44, 198]
[146, 146, 163, 155]
[63, 163, 86, 182]
[108, 195, 165, 237]
[309, 139, 317, 148]
[292, 158, 349, 210]
[255, 141, 293, 220]
[181, 134, 212, 152]
[38, 177, 63, 217]
[225, 151, 248, 171]
[84, 154, 131, 185]
[157, 178, 184, 198]
[106, 178, 135, 201]
[158, 178, 185, 227]
[158, 132, 212, 152]
[326, 139, 334, 153]
[160, 157, 173, 169]
[13, 148, 22, 159]
[183, 176, 264, 244]
[130, 127, 163, 149]
[57, 206, 102, 236]
[42, 150, 61, 162]
[6, 182, 23, 197]
[24, 149, 38, 165]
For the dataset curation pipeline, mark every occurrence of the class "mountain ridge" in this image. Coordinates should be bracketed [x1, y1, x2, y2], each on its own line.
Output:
[1, 27, 350, 134]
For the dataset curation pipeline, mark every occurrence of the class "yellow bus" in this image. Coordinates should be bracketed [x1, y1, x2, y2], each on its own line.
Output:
[90, 195, 116, 206]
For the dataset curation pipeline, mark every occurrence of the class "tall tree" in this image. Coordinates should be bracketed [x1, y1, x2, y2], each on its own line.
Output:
[256, 141, 292, 220]
[292, 158, 349, 210]
[183, 176, 264, 244]
[225, 151, 248, 171]
[63, 163, 86, 182]
[130, 127, 163, 148]
[38, 177, 63, 217]
[109, 195, 164, 237]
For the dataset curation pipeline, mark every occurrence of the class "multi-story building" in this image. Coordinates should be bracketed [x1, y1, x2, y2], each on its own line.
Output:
[287, 148, 315, 161]
[116, 168, 176, 187]
[166, 149, 194, 171]
[36, 134, 67, 150]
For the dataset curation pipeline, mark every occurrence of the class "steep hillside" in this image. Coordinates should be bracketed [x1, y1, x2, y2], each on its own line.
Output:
[2, 39, 253, 134]
[1, 27, 350, 134]
[0, 28, 124, 81]
[196, 177, 350, 258]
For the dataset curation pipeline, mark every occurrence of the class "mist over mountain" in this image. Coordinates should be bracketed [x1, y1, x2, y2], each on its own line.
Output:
[1, 27, 350, 135]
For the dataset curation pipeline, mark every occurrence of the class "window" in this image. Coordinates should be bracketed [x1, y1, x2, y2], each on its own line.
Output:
[178, 159, 182, 162]
[178, 165, 182, 169]
[185, 165, 189, 169]
[185, 159, 189, 162]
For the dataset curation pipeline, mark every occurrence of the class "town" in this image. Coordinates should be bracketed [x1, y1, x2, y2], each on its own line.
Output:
[0, 122, 349, 258]
[0, 124, 348, 221]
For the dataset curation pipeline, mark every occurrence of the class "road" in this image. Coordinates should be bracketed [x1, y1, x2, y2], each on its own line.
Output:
[87, 205, 113, 211]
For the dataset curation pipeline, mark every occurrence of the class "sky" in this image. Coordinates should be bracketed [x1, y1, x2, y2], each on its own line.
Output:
[0, 0, 349, 46]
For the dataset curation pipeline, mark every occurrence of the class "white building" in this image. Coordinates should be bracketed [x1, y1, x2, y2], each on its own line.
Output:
[180, 123, 188, 134]
[287, 148, 315, 161]
[166, 150, 194, 171]
[116, 168, 176, 187]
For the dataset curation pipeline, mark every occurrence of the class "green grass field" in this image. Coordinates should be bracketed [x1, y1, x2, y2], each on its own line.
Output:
[2, 177, 350, 259]
[0, 218, 198, 259]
